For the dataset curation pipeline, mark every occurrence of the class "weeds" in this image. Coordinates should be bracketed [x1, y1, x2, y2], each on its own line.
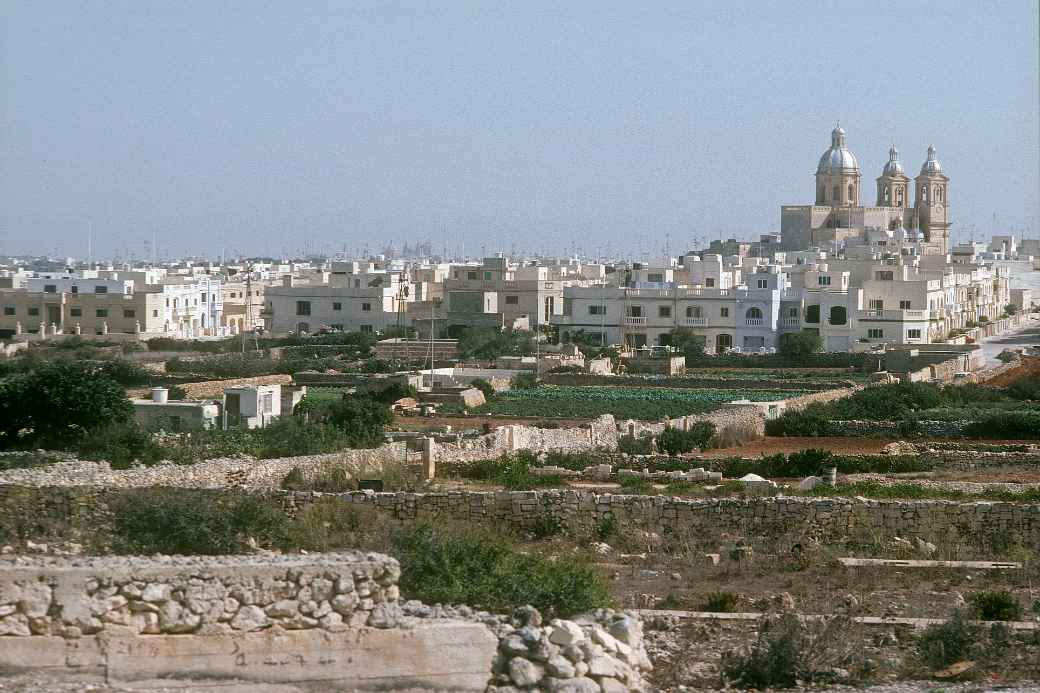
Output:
[703, 591, 739, 612]
[969, 591, 1024, 621]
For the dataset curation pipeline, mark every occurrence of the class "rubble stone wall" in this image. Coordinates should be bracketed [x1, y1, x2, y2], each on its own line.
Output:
[284, 490, 1040, 550]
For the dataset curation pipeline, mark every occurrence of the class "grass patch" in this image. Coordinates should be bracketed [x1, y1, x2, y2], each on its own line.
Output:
[391, 525, 610, 618]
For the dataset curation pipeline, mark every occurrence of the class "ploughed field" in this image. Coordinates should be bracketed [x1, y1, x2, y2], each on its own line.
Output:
[465, 385, 810, 420]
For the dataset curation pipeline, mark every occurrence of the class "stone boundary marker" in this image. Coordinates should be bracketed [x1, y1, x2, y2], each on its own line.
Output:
[838, 557, 1022, 569]
[636, 609, 1039, 632]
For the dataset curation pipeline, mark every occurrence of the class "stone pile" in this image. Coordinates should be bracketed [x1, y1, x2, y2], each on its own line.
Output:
[485, 606, 652, 692]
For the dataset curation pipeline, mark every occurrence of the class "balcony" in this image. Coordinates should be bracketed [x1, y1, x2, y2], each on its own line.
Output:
[779, 317, 800, 328]
[682, 317, 707, 327]
[745, 318, 764, 327]
[623, 316, 647, 326]
[859, 309, 929, 321]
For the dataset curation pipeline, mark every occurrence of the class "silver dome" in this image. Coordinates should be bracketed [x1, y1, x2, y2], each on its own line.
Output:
[882, 145, 904, 176]
[817, 126, 860, 174]
[920, 145, 943, 174]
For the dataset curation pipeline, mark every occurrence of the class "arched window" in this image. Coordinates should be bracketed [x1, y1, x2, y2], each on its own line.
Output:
[848, 184, 855, 202]
[686, 306, 702, 318]
[884, 185, 890, 203]
[832, 185, 840, 202]
[828, 306, 847, 325]
[921, 186, 927, 202]
[745, 307, 763, 320]
[819, 186, 826, 203]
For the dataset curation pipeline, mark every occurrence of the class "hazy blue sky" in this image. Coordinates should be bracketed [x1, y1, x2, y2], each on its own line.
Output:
[1, 1, 1037, 260]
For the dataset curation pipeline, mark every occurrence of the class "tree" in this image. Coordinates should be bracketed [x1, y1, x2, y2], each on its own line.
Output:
[0, 361, 134, 449]
[325, 395, 393, 448]
[778, 331, 823, 358]
[667, 327, 707, 363]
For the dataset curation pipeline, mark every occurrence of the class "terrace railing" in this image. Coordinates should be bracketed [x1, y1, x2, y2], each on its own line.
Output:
[682, 317, 707, 326]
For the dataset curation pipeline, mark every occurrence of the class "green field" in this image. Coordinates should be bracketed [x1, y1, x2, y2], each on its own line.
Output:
[467, 385, 809, 420]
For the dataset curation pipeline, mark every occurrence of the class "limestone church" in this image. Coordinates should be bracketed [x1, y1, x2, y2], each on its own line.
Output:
[780, 126, 950, 254]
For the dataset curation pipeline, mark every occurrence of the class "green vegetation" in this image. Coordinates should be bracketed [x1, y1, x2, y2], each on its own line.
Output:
[469, 378, 495, 398]
[721, 615, 850, 688]
[686, 351, 866, 369]
[767, 380, 1040, 439]
[969, 591, 1024, 621]
[0, 361, 135, 449]
[456, 327, 534, 360]
[657, 422, 716, 455]
[807, 481, 1040, 503]
[146, 330, 377, 354]
[468, 385, 808, 420]
[392, 525, 610, 618]
[281, 465, 354, 493]
[703, 591, 739, 612]
[777, 331, 823, 359]
[455, 451, 565, 490]
[915, 611, 984, 670]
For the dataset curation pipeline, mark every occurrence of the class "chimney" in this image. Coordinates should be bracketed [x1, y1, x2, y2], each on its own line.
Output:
[151, 387, 169, 404]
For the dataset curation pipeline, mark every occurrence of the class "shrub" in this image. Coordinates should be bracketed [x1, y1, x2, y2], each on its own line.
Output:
[324, 395, 393, 447]
[704, 591, 739, 612]
[617, 476, 654, 494]
[529, 515, 564, 539]
[778, 331, 823, 359]
[0, 361, 135, 449]
[969, 591, 1023, 621]
[77, 422, 164, 469]
[107, 489, 289, 555]
[963, 411, 1040, 439]
[710, 422, 762, 448]
[372, 382, 418, 404]
[470, 378, 495, 398]
[280, 463, 354, 493]
[391, 525, 610, 618]
[166, 384, 188, 400]
[722, 614, 804, 688]
[253, 418, 356, 458]
[766, 408, 830, 436]
[618, 432, 653, 455]
[510, 372, 538, 390]
[915, 610, 982, 670]
[657, 422, 716, 455]
[547, 365, 584, 374]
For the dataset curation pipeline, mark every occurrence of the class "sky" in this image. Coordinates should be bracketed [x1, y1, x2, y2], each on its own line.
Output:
[1, 1, 1038, 261]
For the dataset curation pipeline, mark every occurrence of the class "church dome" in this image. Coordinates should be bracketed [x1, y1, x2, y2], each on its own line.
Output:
[882, 146, 904, 176]
[817, 126, 860, 174]
[920, 145, 943, 174]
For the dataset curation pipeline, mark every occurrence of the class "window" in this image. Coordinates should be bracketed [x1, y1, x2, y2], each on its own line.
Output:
[95, 285, 108, 294]
[745, 307, 763, 320]
[43, 284, 56, 293]
[818, 275, 832, 286]
[907, 329, 922, 339]
[875, 271, 894, 281]
[805, 305, 820, 323]
[165, 298, 170, 307]
[296, 301, 311, 316]
[201, 293, 207, 302]
[832, 185, 839, 201]
[467, 271, 478, 280]
[28, 307, 39, 317]
[705, 278, 715, 288]
[867, 328, 883, 339]
[123, 309, 135, 318]
[787, 307, 798, 317]
[756, 279, 768, 289]
[848, 183, 855, 202]
[361, 302, 372, 312]
[262, 392, 273, 414]
[70, 307, 82, 317]
[819, 186, 826, 202]
[829, 306, 847, 325]
[869, 299, 884, 311]
[152, 310, 159, 318]
[332, 302, 342, 311]
[229, 292, 236, 299]
[648, 273, 664, 283]
[658, 305, 671, 318]
[96, 309, 108, 317]
[720, 307, 729, 318]
[483, 271, 492, 280]
[588, 305, 606, 315]
[505, 295, 519, 305]
[627, 305, 643, 318]
[899, 300, 912, 309]
[2, 307, 14, 316]
[70, 285, 78, 294]
[686, 306, 702, 318]
[360, 324, 373, 333]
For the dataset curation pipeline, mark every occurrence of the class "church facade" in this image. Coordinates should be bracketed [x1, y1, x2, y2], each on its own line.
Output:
[780, 127, 950, 255]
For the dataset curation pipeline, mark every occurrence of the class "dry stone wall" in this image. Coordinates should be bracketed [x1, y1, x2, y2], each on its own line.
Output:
[0, 551, 652, 691]
[284, 490, 1040, 550]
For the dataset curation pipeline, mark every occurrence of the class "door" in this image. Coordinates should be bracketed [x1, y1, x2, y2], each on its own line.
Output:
[225, 393, 241, 429]
[46, 305, 61, 328]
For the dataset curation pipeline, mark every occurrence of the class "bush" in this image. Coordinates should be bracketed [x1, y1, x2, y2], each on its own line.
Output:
[963, 411, 1040, 439]
[458, 451, 564, 490]
[77, 422, 164, 469]
[372, 382, 418, 404]
[710, 422, 762, 449]
[618, 432, 653, 455]
[721, 614, 804, 688]
[510, 372, 538, 390]
[470, 378, 495, 399]
[391, 525, 610, 618]
[617, 476, 653, 494]
[107, 489, 289, 555]
[969, 591, 1023, 621]
[166, 384, 188, 400]
[778, 331, 823, 359]
[253, 417, 356, 458]
[915, 611, 982, 670]
[0, 361, 135, 449]
[766, 408, 831, 436]
[657, 422, 716, 455]
[324, 395, 393, 447]
[280, 464, 354, 493]
[704, 591, 739, 612]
